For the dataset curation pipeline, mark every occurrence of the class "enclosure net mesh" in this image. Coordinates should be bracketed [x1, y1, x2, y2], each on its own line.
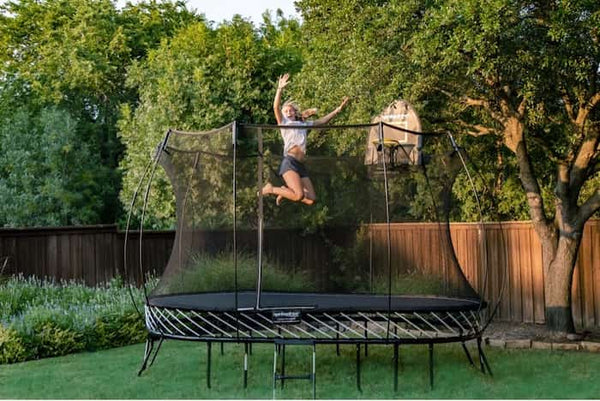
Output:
[146, 122, 480, 304]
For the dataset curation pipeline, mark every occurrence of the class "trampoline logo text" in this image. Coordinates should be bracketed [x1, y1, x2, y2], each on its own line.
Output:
[272, 310, 302, 324]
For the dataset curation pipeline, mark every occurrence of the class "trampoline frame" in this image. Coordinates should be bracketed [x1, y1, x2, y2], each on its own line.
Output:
[127, 121, 504, 394]
[137, 291, 492, 393]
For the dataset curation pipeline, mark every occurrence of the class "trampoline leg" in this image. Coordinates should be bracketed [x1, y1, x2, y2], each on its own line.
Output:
[272, 343, 278, 400]
[243, 343, 249, 388]
[428, 343, 434, 390]
[393, 343, 399, 392]
[206, 342, 212, 389]
[137, 336, 154, 376]
[336, 324, 340, 356]
[312, 343, 317, 400]
[477, 337, 493, 377]
[281, 344, 286, 388]
[356, 344, 362, 393]
[148, 336, 164, 369]
[461, 341, 475, 366]
[364, 321, 368, 357]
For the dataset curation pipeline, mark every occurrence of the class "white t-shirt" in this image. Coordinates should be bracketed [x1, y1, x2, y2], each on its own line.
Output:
[281, 116, 313, 155]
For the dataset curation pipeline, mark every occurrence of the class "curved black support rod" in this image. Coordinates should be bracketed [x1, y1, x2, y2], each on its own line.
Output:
[137, 334, 164, 376]
[137, 336, 154, 376]
[477, 337, 493, 376]
[148, 336, 164, 369]
[123, 156, 155, 318]
[461, 341, 475, 366]
[446, 132, 492, 319]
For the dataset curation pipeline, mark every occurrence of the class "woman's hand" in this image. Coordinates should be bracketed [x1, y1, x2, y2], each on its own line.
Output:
[278, 73, 290, 90]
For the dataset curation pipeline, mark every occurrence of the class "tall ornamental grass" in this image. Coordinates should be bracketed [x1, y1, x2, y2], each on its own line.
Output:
[0, 275, 149, 364]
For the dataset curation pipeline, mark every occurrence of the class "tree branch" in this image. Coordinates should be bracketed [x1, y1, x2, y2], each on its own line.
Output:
[570, 127, 599, 194]
[511, 125, 552, 234]
[517, 97, 527, 118]
[463, 95, 504, 123]
[577, 189, 600, 225]
[456, 120, 495, 137]
[562, 93, 575, 122]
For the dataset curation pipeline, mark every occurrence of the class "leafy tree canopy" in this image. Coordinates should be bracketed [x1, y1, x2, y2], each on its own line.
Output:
[0, 0, 200, 226]
[118, 13, 302, 228]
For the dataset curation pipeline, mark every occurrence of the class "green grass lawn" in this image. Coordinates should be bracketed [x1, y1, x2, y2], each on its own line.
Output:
[0, 340, 598, 399]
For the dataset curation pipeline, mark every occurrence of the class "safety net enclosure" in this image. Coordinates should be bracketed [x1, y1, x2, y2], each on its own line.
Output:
[127, 119, 497, 388]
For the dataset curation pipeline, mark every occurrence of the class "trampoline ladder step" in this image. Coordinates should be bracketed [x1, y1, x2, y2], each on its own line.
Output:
[274, 373, 313, 381]
[272, 339, 316, 399]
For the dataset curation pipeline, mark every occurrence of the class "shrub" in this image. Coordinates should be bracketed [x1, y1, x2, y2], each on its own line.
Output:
[29, 323, 84, 358]
[0, 325, 28, 364]
[158, 251, 317, 294]
[0, 275, 148, 364]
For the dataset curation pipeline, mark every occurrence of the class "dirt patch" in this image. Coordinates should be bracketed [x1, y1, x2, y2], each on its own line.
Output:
[483, 321, 600, 343]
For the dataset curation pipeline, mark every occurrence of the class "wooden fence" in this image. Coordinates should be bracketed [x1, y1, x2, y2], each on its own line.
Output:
[0, 220, 598, 329]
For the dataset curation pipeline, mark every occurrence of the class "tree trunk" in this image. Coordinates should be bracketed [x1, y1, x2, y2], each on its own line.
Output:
[541, 234, 581, 333]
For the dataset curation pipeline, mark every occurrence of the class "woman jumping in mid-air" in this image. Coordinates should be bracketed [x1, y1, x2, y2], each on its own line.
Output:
[261, 73, 349, 205]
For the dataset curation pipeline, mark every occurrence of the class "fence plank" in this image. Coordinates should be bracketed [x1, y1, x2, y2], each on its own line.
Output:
[0, 220, 599, 328]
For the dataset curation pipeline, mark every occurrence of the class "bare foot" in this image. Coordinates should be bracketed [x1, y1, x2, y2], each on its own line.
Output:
[260, 182, 273, 196]
[276, 195, 284, 206]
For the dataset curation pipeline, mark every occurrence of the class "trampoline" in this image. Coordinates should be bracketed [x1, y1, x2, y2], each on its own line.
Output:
[126, 110, 504, 394]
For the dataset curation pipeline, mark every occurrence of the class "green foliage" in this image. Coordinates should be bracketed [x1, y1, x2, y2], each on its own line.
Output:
[0, 275, 148, 364]
[119, 14, 302, 229]
[295, 0, 599, 224]
[0, 107, 108, 226]
[0, 0, 200, 226]
[159, 252, 316, 294]
[90, 312, 146, 350]
[0, 325, 27, 364]
[28, 323, 84, 359]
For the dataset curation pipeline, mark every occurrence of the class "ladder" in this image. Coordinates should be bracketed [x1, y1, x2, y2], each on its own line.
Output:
[272, 339, 316, 399]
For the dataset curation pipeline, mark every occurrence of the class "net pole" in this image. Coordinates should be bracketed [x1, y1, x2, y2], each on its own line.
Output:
[256, 127, 264, 310]
[138, 133, 170, 304]
[379, 122, 393, 338]
[232, 122, 239, 325]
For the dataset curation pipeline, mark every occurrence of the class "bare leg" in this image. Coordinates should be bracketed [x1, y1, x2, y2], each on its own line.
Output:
[271, 171, 305, 203]
[301, 177, 316, 205]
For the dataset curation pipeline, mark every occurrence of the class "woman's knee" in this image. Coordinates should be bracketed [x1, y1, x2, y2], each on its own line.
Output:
[289, 190, 304, 202]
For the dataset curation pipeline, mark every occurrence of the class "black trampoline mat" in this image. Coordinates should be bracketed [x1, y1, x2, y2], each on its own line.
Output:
[148, 291, 482, 313]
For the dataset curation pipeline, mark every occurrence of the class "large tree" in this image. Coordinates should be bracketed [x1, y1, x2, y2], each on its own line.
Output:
[407, 0, 599, 333]
[0, 0, 199, 226]
[295, 0, 599, 332]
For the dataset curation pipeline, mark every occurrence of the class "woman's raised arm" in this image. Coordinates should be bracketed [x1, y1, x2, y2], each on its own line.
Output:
[313, 96, 350, 126]
[273, 73, 290, 124]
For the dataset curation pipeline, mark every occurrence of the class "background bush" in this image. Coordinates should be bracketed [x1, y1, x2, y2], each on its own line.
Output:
[0, 275, 148, 364]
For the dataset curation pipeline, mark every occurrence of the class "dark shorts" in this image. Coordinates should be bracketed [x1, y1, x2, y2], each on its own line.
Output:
[278, 155, 308, 178]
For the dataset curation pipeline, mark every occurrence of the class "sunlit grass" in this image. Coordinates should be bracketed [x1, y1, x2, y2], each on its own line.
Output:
[0, 340, 598, 399]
